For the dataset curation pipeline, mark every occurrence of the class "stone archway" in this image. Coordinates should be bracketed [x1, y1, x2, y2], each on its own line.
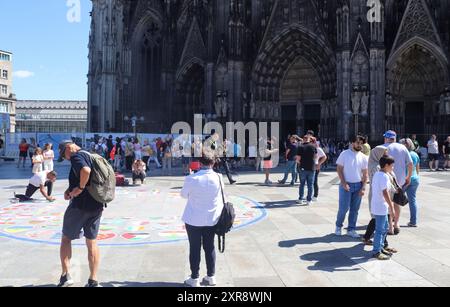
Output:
[252, 26, 336, 138]
[175, 59, 206, 126]
[387, 38, 449, 139]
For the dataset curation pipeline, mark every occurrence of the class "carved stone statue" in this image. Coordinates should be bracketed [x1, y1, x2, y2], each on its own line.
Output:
[215, 92, 223, 117]
[249, 96, 256, 119]
[261, 102, 267, 119]
[296, 101, 303, 120]
[439, 94, 445, 114]
[445, 93, 450, 115]
[222, 94, 228, 118]
[273, 102, 280, 118]
[360, 92, 369, 116]
[351, 91, 361, 114]
[386, 94, 394, 117]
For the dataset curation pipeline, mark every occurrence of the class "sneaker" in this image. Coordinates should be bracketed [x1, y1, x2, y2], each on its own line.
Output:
[306, 201, 312, 206]
[57, 274, 74, 287]
[85, 279, 101, 287]
[202, 276, 217, 286]
[407, 223, 417, 228]
[347, 230, 361, 238]
[381, 249, 393, 257]
[373, 252, 391, 261]
[289, 182, 295, 186]
[184, 277, 200, 287]
[278, 180, 286, 185]
[335, 227, 342, 236]
[264, 180, 273, 185]
[312, 197, 318, 202]
[296, 199, 305, 205]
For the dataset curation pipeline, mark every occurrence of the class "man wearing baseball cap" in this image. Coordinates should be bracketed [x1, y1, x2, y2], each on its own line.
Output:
[56, 140, 103, 287]
[382, 130, 413, 235]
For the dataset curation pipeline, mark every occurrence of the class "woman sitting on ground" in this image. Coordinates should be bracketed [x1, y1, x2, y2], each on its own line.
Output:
[132, 159, 146, 185]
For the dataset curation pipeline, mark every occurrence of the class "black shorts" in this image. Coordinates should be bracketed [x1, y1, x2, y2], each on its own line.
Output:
[428, 153, 440, 162]
[62, 203, 103, 240]
[19, 151, 27, 158]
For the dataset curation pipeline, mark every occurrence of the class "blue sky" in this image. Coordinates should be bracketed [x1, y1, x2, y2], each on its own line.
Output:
[1, 0, 92, 100]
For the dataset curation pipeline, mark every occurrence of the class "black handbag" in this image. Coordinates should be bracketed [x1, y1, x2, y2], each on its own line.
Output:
[392, 177, 409, 207]
[215, 174, 235, 253]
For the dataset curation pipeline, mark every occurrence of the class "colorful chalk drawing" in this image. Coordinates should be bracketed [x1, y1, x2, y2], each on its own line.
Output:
[0, 187, 266, 247]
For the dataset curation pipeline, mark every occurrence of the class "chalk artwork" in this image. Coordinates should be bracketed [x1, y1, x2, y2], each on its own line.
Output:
[0, 188, 266, 246]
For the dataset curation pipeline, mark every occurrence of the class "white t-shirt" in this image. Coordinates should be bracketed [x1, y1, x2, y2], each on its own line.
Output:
[427, 140, 439, 154]
[315, 147, 326, 165]
[336, 149, 368, 183]
[383, 142, 413, 186]
[371, 171, 393, 216]
[43, 150, 54, 160]
[29, 171, 48, 187]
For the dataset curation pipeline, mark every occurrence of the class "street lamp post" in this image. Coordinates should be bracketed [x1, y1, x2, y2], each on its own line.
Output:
[124, 115, 145, 137]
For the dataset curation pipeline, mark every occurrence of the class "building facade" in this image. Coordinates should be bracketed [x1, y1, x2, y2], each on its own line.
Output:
[87, 0, 450, 141]
[0, 50, 16, 134]
[15, 100, 87, 133]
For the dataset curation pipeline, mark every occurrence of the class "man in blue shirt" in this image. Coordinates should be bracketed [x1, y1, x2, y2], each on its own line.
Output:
[56, 140, 104, 288]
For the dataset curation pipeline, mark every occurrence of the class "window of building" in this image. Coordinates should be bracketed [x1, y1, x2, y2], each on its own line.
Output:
[0, 53, 11, 61]
[0, 102, 8, 113]
[1, 70, 7, 79]
[0, 85, 7, 96]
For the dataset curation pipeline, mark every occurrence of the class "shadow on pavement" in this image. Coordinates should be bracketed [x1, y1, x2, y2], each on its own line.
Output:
[279, 234, 370, 272]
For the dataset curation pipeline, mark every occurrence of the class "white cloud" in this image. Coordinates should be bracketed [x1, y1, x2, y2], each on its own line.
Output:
[13, 71, 35, 78]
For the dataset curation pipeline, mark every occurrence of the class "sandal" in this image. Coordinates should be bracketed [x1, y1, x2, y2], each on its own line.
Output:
[362, 238, 373, 246]
[384, 247, 398, 254]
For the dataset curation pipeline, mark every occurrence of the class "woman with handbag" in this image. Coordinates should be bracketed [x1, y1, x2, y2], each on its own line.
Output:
[181, 151, 224, 287]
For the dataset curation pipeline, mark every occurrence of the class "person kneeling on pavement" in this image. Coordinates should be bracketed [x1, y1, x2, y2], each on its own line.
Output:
[14, 170, 57, 202]
[132, 159, 147, 185]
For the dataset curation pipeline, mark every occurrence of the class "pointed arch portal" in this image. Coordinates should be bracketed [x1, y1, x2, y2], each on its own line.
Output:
[387, 38, 449, 139]
[252, 26, 336, 138]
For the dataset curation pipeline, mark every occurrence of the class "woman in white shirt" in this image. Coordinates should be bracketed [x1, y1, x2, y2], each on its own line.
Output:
[43, 143, 55, 171]
[181, 151, 224, 287]
[32, 147, 44, 174]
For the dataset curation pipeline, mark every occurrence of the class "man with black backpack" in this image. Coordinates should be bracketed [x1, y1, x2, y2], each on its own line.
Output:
[56, 140, 115, 288]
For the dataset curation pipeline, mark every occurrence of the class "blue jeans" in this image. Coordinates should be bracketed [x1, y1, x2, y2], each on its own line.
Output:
[280, 160, 297, 183]
[299, 170, 315, 202]
[406, 180, 419, 225]
[336, 182, 363, 231]
[373, 215, 389, 253]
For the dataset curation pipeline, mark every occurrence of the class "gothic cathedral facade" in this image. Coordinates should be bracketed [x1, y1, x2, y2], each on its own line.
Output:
[87, 0, 450, 141]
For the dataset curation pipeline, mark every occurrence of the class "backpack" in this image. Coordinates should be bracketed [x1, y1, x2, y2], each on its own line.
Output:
[215, 174, 235, 253]
[79, 151, 116, 204]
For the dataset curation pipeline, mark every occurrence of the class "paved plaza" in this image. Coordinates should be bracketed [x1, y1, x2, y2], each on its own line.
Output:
[1, 162, 450, 287]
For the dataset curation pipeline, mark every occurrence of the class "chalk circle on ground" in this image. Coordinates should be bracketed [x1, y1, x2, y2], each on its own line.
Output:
[0, 186, 267, 246]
